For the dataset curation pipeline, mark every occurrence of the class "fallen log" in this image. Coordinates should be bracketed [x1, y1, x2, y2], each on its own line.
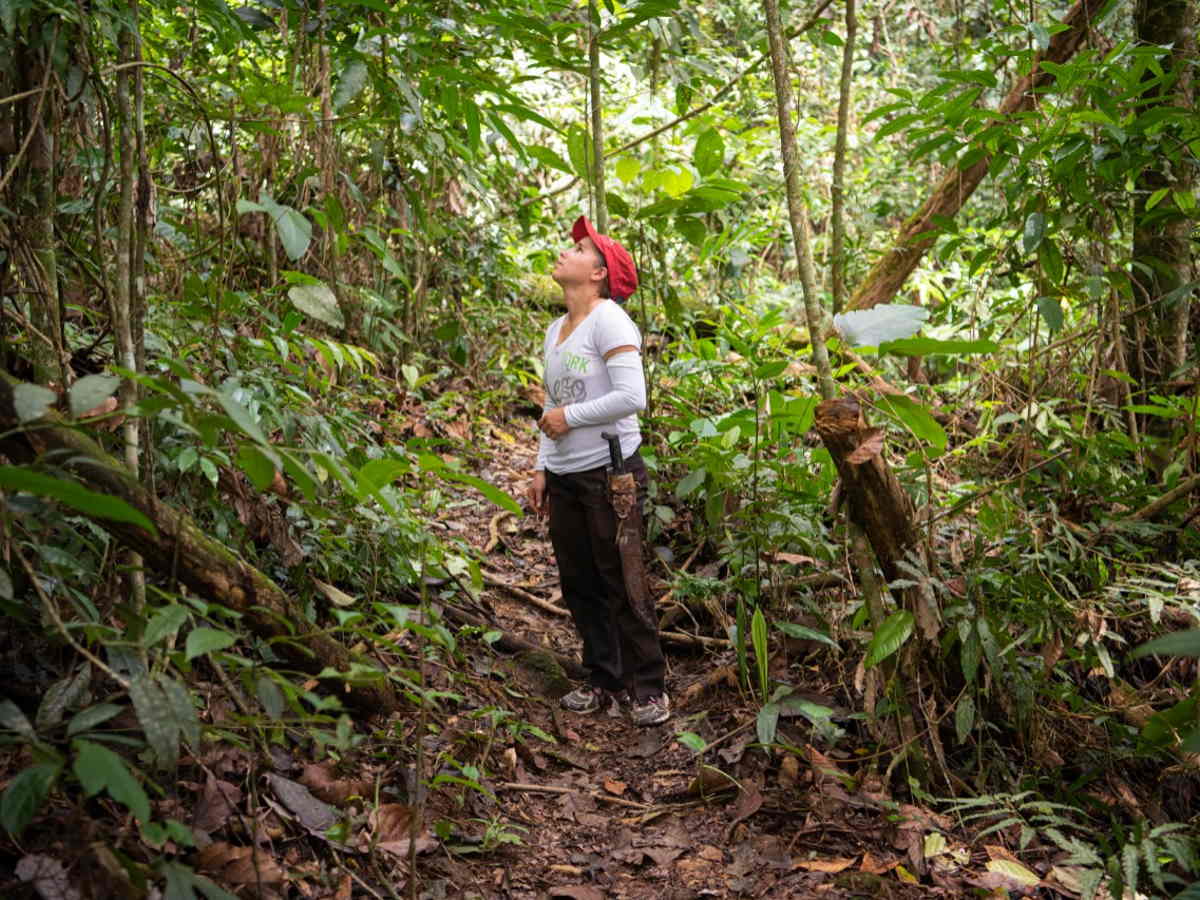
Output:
[440, 603, 587, 680]
[0, 378, 397, 717]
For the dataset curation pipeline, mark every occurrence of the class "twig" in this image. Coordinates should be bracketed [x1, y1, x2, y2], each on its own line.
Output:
[482, 570, 570, 617]
[496, 781, 650, 810]
[661, 629, 731, 648]
[13, 540, 130, 690]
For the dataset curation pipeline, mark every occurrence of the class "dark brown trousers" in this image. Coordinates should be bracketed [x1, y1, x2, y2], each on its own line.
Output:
[546, 452, 666, 701]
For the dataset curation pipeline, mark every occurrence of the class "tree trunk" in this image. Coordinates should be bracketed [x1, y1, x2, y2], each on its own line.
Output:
[761, 0, 835, 399]
[0, 379, 399, 718]
[846, 0, 1108, 312]
[588, 0, 608, 231]
[1129, 0, 1197, 391]
[830, 0, 856, 316]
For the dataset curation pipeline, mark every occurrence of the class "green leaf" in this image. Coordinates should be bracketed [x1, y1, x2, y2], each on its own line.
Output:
[1145, 187, 1170, 211]
[128, 674, 179, 770]
[257, 676, 286, 720]
[214, 390, 269, 445]
[566, 125, 591, 178]
[527, 145, 573, 175]
[675, 467, 706, 498]
[67, 703, 123, 737]
[1039, 238, 1065, 286]
[438, 470, 522, 516]
[1, 764, 60, 837]
[36, 666, 90, 731]
[1022, 211, 1045, 254]
[693, 128, 724, 177]
[288, 283, 345, 329]
[159, 676, 200, 747]
[751, 606, 769, 701]
[878, 336, 999, 356]
[1131, 629, 1200, 659]
[185, 627, 237, 661]
[615, 156, 640, 184]
[660, 167, 694, 199]
[144, 605, 189, 649]
[0, 466, 156, 533]
[955, 695, 975, 744]
[865, 610, 914, 668]
[756, 702, 780, 745]
[0, 699, 35, 739]
[1036, 296, 1064, 334]
[676, 731, 707, 753]
[73, 738, 150, 822]
[332, 60, 368, 111]
[236, 443, 278, 492]
[12, 383, 57, 423]
[775, 622, 839, 650]
[753, 360, 788, 379]
[68, 375, 121, 418]
[873, 395, 947, 450]
[259, 195, 312, 261]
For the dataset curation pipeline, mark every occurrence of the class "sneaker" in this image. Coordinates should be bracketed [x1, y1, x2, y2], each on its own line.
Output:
[630, 693, 670, 726]
[560, 685, 605, 713]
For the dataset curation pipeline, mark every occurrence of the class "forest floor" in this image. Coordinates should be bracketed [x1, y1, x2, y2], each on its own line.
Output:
[0, 410, 1104, 900]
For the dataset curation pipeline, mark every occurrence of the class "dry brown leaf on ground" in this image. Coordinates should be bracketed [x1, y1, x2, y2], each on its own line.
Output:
[193, 774, 243, 833]
[365, 803, 437, 858]
[15, 854, 82, 900]
[548, 886, 604, 900]
[196, 841, 286, 884]
[264, 773, 337, 833]
[792, 857, 856, 873]
[859, 851, 897, 874]
[298, 762, 372, 806]
[603, 779, 627, 796]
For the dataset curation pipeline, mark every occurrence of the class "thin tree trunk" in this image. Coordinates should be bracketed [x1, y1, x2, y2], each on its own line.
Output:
[761, 0, 834, 400]
[0, 377, 399, 717]
[114, 8, 146, 610]
[830, 0, 856, 315]
[1129, 0, 1196, 390]
[588, 0, 608, 231]
[846, 0, 1108, 311]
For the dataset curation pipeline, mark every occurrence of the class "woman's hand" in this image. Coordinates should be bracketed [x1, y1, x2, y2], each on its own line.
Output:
[528, 470, 548, 518]
[538, 407, 571, 440]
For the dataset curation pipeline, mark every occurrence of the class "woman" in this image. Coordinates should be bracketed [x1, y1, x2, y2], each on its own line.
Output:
[527, 216, 669, 727]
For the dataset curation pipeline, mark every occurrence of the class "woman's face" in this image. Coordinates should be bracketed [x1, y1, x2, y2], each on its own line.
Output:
[552, 236, 606, 288]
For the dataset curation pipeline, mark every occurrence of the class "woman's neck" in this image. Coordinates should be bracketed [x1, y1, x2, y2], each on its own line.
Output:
[562, 287, 606, 323]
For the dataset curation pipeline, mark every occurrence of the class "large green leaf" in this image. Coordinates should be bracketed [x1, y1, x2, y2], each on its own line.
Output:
[185, 627, 237, 661]
[693, 128, 724, 177]
[775, 622, 840, 650]
[873, 395, 947, 451]
[0, 466, 155, 533]
[73, 738, 150, 822]
[0, 764, 60, 837]
[214, 390, 269, 445]
[128, 674, 180, 770]
[1131, 629, 1200, 659]
[865, 610, 914, 668]
[12, 383, 57, 423]
[68, 374, 121, 418]
[878, 337, 998, 356]
[332, 60, 368, 111]
[259, 195, 312, 261]
[288, 283, 345, 329]
[1022, 211, 1046, 254]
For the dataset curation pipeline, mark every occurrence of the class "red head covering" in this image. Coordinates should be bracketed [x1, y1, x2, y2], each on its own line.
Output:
[571, 216, 638, 302]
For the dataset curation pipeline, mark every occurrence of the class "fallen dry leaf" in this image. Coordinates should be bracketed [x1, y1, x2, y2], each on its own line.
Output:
[792, 857, 856, 873]
[196, 842, 286, 884]
[860, 852, 897, 874]
[193, 775, 243, 833]
[603, 779, 627, 796]
[548, 887, 604, 900]
[847, 427, 885, 464]
[697, 845, 724, 862]
[770, 551, 817, 566]
[15, 854, 82, 900]
[299, 762, 371, 806]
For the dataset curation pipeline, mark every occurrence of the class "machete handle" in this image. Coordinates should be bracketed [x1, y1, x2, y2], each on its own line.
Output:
[600, 431, 623, 473]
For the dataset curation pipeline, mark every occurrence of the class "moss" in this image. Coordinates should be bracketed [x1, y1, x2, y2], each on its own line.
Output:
[512, 650, 571, 698]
